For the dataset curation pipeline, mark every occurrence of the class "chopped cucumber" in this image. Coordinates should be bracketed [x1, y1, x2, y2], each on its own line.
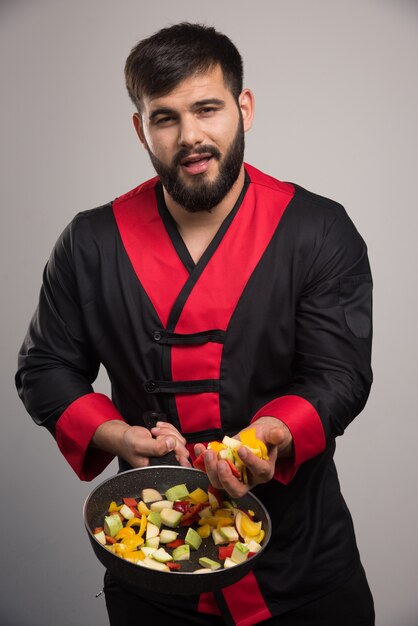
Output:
[165, 484, 189, 501]
[172, 544, 190, 561]
[198, 557, 221, 570]
[231, 542, 250, 564]
[160, 508, 183, 528]
[185, 527, 202, 551]
[103, 514, 123, 538]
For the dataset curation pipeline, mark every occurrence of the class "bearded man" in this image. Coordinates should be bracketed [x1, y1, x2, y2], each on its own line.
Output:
[16, 22, 375, 626]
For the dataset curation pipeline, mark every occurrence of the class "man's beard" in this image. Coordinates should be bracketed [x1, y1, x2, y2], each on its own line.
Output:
[146, 117, 245, 213]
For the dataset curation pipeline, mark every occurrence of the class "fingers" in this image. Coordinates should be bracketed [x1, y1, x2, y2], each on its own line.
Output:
[150, 423, 190, 461]
[202, 449, 249, 498]
[122, 424, 190, 466]
[237, 446, 275, 484]
[177, 454, 192, 468]
[151, 422, 187, 447]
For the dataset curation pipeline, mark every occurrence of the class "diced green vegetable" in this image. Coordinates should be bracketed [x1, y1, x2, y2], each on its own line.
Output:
[231, 542, 250, 564]
[160, 508, 183, 528]
[185, 527, 202, 551]
[103, 514, 123, 537]
[165, 484, 189, 501]
[198, 557, 221, 570]
[172, 544, 190, 561]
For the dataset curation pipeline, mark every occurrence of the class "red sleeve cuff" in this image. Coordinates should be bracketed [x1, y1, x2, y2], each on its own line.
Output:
[55, 393, 126, 481]
[251, 395, 326, 484]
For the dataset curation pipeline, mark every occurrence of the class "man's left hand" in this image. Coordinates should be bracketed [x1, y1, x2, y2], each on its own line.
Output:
[194, 416, 293, 498]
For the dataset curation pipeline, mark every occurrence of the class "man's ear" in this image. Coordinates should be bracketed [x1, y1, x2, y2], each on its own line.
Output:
[238, 88, 255, 133]
[132, 112, 147, 149]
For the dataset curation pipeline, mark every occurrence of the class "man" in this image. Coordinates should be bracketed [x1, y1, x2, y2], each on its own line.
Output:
[16, 22, 375, 626]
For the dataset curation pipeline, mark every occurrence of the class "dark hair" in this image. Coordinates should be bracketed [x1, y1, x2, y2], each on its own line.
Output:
[125, 22, 243, 111]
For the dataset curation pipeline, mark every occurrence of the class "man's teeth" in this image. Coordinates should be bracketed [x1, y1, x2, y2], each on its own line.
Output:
[184, 156, 211, 164]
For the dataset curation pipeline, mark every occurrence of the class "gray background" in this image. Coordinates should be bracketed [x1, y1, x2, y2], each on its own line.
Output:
[1, 0, 417, 624]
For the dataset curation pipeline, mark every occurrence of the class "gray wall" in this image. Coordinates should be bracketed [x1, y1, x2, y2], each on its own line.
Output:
[1, 1, 417, 624]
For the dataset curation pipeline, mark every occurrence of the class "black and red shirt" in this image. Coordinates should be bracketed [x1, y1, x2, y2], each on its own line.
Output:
[16, 164, 373, 625]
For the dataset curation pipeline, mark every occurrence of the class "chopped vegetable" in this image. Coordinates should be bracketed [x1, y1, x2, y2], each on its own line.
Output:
[192, 429, 269, 483]
[96, 483, 266, 573]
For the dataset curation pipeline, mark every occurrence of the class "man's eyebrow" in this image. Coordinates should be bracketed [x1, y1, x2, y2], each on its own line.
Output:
[192, 98, 225, 109]
[149, 98, 226, 121]
[148, 107, 177, 121]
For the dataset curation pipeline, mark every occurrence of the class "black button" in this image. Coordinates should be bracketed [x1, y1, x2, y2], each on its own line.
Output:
[153, 331, 162, 342]
[144, 380, 157, 393]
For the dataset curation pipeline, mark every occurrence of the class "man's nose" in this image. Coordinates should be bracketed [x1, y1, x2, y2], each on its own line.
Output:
[178, 115, 205, 148]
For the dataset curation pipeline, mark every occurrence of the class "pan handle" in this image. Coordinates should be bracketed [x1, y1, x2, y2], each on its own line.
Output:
[142, 411, 180, 467]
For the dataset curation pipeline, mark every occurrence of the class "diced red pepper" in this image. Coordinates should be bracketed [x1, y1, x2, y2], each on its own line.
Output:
[166, 539, 185, 549]
[105, 535, 116, 545]
[167, 562, 181, 570]
[179, 513, 198, 526]
[193, 451, 206, 472]
[123, 498, 138, 508]
[225, 459, 241, 479]
[218, 543, 235, 560]
[248, 552, 256, 558]
[129, 506, 141, 518]
[173, 501, 190, 514]
[180, 503, 206, 526]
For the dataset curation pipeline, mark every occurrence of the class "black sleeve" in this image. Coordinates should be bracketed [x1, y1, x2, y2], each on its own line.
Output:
[15, 216, 100, 437]
[289, 200, 373, 441]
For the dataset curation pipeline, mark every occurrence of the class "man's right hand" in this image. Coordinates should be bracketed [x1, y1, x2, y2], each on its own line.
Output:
[91, 420, 191, 468]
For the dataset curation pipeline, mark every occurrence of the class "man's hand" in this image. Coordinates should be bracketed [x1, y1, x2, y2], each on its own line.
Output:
[92, 420, 191, 468]
[194, 416, 293, 498]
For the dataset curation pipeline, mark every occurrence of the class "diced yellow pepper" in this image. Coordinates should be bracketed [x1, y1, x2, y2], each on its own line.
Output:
[121, 534, 145, 550]
[137, 501, 150, 516]
[244, 529, 265, 544]
[214, 508, 233, 518]
[108, 501, 123, 512]
[239, 427, 269, 461]
[115, 527, 136, 540]
[188, 488, 209, 504]
[197, 523, 211, 539]
[208, 441, 227, 453]
[124, 549, 146, 562]
[138, 513, 147, 537]
[126, 517, 143, 528]
[257, 440, 269, 460]
[216, 517, 234, 529]
[240, 515, 262, 537]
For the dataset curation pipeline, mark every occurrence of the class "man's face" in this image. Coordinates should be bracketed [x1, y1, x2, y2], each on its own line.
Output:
[134, 65, 253, 212]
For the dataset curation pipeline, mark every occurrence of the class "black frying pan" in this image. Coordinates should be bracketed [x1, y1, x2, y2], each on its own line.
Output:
[83, 463, 271, 595]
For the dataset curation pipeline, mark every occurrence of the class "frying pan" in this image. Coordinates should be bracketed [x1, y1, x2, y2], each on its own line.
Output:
[83, 419, 272, 595]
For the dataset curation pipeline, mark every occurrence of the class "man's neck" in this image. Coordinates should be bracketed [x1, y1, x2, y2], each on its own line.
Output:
[162, 166, 246, 264]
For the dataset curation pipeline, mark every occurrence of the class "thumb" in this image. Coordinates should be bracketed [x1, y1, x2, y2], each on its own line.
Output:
[265, 425, 287, 447]
[194, 443, 206, 457]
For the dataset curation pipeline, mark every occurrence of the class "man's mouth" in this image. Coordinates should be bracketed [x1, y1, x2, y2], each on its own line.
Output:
[180, 153, 214, 175]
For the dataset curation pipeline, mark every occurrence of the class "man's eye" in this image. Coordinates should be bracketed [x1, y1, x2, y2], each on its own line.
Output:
[154, 116, 175, 125]
[199, 107, 216, 115]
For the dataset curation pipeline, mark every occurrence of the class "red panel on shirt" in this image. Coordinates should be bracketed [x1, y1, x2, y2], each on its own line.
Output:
[221, 572, 272, 626]
[112, 179, 189, 328]
[173, 165, 295, 434]
[251, 394, 326, 484]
